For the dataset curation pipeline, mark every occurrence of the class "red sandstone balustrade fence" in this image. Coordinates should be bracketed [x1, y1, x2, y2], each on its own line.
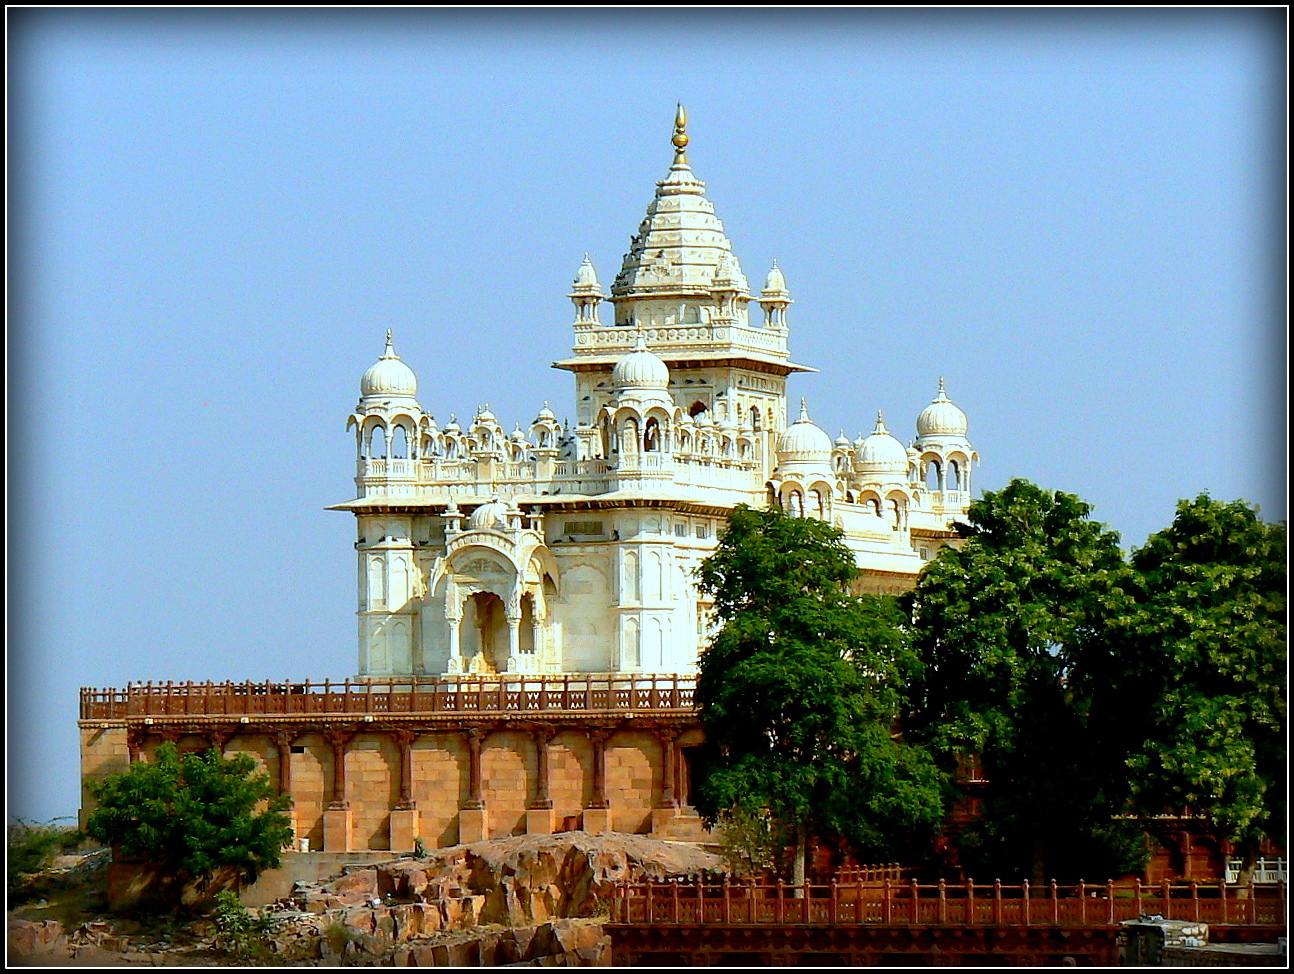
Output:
[80, 675, 699, 720]
[609, 877, 1288, 927]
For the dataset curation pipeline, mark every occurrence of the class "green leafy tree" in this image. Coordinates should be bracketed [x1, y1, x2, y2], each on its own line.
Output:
[694, 504, 943, 882]
[86, 742, 293, 904]
[907, 479, 1144, 883]
[1121, 495, 1286, 875]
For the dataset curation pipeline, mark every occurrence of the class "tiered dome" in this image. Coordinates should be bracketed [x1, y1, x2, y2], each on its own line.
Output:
[611, 106, 746, 300]
[916, 378, 968, 437]
[360, 331, 418, 399]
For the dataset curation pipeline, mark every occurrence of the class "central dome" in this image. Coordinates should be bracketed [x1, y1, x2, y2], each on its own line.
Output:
[612, 335, 670, 389]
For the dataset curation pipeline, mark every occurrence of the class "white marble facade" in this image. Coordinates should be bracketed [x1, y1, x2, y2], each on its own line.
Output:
[332, 108, 978, 681]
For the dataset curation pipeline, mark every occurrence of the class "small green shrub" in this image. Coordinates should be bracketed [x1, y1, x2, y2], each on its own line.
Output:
[212, 889, 277, 960]
[323, 917, 371, 957]
[7, 818, 82, 893]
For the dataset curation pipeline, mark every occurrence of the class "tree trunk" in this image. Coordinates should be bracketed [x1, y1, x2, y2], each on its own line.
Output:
[1234, 838, 1259, 895]
[1031, 832, 1047, 887]
[791, 828, 807, 896]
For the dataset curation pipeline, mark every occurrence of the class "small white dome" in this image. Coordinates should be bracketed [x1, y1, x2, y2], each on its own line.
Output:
[612, 334, 670, 389]
[916, 378, 968, 437]
[360, 331, 418, 399]
[572, 253, 602, 292]
[858, 412, 909, 472]
[534, 401, 557, 423]
[762, 260, 788, 295]
[776, 400, 833, 462]
[468, 496, 509, 531]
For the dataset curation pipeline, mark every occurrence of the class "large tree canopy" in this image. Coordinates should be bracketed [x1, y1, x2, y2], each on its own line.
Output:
[694, 504, 943, 879]
[907, 479, 1143, 883]
[1121, 495, 1286, 858]
[87, 743, 293, 902]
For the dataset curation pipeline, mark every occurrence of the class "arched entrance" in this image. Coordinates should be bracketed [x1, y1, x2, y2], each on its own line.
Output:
[467, 591, 507, 674]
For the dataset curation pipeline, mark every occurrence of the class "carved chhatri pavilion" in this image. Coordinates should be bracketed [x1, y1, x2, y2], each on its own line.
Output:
[79, 108, 979, 854]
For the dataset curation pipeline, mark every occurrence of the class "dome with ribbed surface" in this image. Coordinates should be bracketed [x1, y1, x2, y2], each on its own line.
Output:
[916, 378, 968, 437]
[776, 400, 833, 462]
[858, 412, 909, 473]
[468, 496, 509, 531]
[360, 331, 418, 399]
[612, 334, 670, 389]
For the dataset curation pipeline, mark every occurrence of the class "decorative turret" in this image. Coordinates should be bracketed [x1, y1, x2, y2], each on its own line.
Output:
[469, 405, 505, 459]
[914, 378, 977, 496]
[758, 260, 792, 329]
[530, 401, 562, 455]
[348, 331, 426, 492]
[771, 400, 834, 519]
[710, 252, 750, 324]
[569, 254, 604, 324]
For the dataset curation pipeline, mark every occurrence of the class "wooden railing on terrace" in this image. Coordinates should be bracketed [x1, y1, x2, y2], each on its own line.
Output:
[80, 675, 698, 720]
[610, 877, 1288, 928]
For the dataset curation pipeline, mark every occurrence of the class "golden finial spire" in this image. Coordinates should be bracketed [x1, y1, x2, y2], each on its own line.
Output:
[672, 103, 689, 165]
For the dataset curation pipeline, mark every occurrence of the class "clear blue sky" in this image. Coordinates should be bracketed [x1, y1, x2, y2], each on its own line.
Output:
[9, 9, 1285, 823]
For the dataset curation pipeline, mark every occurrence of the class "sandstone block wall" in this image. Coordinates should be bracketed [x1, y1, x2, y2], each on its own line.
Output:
[78, 718, 708, 852]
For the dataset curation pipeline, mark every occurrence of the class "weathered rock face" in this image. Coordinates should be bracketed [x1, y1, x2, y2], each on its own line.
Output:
[7, 919, 67, 960]
[266, 831, 721, 965]
[291, 830, 724, 928]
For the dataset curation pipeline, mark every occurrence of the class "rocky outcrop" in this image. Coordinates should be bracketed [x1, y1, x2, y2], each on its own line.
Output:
[269, 831, 722, 965]
[290, 830, 724, 928]
[7, 919, 67, 961]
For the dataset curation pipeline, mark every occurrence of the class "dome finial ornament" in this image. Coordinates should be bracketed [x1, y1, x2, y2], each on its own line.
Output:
[383, 329, 397, 358]
[672, 104, 689, 165]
